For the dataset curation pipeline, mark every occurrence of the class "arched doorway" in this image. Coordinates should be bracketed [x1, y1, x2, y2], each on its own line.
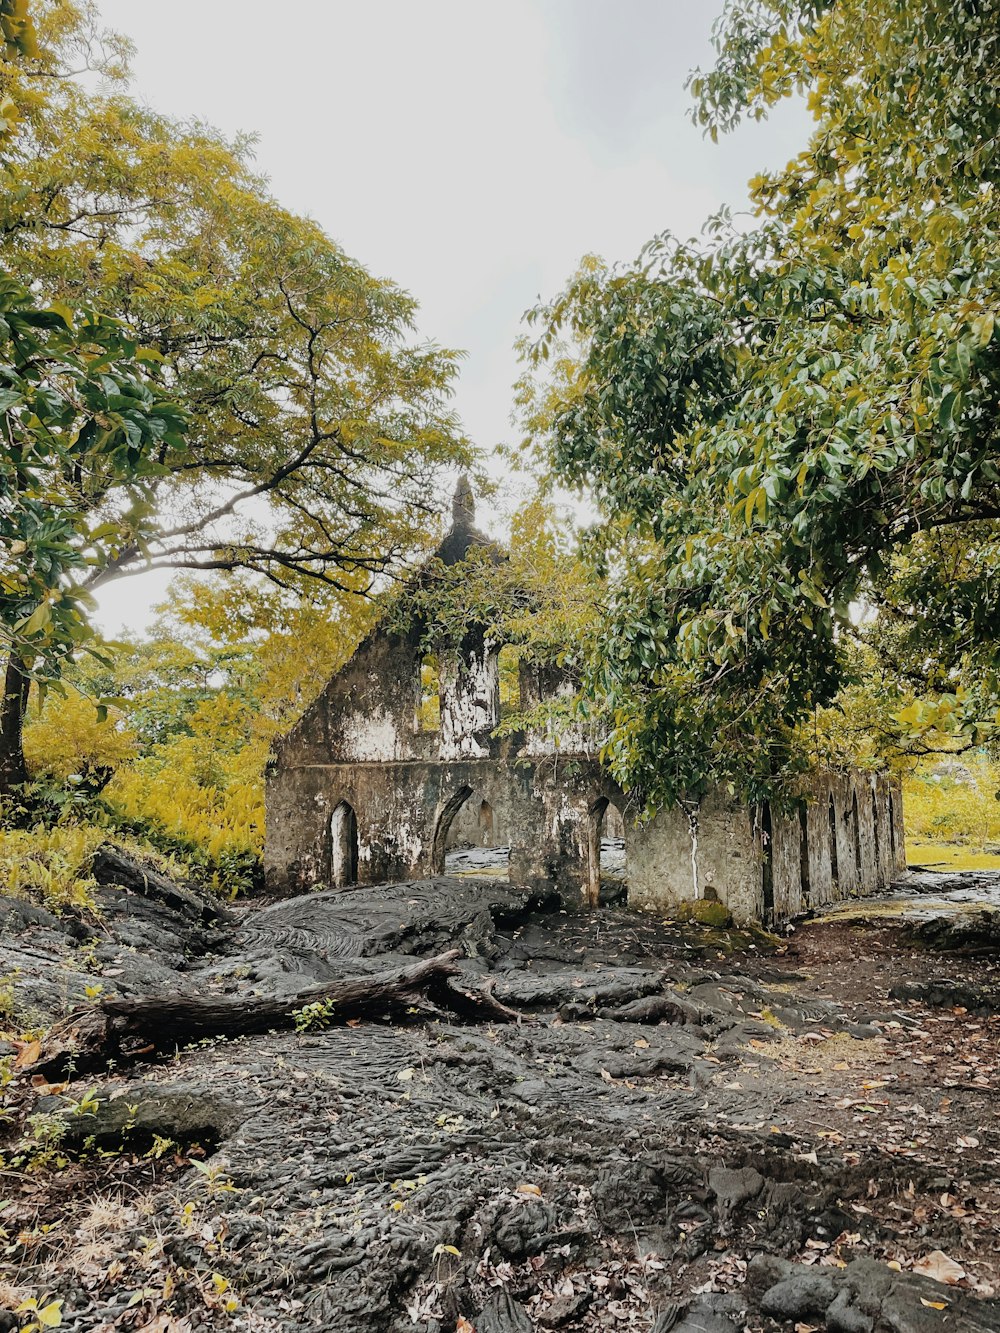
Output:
[444, 795, 496, 849]
[586, 797, 627, 908]
[798, 804, 811, 904]
[330, 801, 358, 888]
[436, 787, 509, 878]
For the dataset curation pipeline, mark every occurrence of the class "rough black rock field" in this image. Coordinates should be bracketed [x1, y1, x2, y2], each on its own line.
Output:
[3, 852, 1000, 1332]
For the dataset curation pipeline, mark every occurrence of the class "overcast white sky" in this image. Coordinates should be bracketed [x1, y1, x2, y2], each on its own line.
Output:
[91, 0, 809, 636]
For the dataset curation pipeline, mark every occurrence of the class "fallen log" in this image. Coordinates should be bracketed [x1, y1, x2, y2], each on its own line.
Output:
[29, 949, 520, 1080]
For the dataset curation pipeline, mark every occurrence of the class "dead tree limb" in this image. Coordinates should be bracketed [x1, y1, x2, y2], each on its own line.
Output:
[31, 950, 508, 1080]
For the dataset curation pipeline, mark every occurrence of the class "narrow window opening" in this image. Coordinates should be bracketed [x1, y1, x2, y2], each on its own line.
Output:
[851, 790, 862, 883]
[760, 802, 774, 922]
[330, 800, 358, 888]
[417, 654, 440, 732]
[497, 645, 521, 720]
[478, 799, 495, 844]
[872, 783, 881, 883]
[799, 804, 810, 901]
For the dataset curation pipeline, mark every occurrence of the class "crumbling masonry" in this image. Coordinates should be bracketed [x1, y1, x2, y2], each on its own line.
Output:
[265, 483, 905, 924]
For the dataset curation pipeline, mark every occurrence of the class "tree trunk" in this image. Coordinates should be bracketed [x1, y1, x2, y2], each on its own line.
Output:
[27, 950, 525, 1081]
[0, 651, 30, 795]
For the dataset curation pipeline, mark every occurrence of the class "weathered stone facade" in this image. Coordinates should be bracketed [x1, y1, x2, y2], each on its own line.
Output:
[628, 771, 907, 925]
[265, 483, 623, 906]
[265, 483, 906, 923]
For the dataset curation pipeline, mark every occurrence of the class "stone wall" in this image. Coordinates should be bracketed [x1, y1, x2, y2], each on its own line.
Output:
[265, 747, 625, 901]
[628, 772, 906, 927]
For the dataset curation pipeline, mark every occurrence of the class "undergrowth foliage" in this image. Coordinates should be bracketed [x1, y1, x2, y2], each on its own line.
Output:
[7, 573, 373, 897]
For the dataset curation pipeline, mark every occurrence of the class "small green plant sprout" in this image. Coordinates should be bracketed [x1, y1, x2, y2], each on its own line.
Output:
[13, 1111, 68, 1171]
[0, 969, 19, 1023]
[145, 1134, 176, 1160]
[67, 1088, 100, 1117]
[432, 1242, 462, 1280]
[190, 1159, 236, 1195]
[293, 997, 337, 1032]
[15, 1295, 63, 1331]
[83, 982, 104, 1000]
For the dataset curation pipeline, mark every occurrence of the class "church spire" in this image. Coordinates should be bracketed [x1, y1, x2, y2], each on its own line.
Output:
[451, 474, 475, 528]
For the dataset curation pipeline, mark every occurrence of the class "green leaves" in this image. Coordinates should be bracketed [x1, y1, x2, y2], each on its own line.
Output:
[522, 0, 1000, 810]
[0, 270, 189, 677]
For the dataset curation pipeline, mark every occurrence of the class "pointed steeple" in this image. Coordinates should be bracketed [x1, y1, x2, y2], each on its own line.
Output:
[436, 474, 501, 567]
[452, 474, 475, 528]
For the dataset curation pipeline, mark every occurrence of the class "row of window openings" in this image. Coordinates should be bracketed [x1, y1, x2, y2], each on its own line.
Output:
[329, 794, 627, 888]
[416, 650, 522, 733]
[779, 792, 898, 898]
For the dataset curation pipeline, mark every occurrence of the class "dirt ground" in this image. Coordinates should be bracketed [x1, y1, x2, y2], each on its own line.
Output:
[2, 864, 1000, 1332]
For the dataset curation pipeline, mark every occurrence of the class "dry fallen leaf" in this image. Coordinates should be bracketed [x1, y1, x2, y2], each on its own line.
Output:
[516, 1183, 543, 1197]
[913, 1251, 966, 1285]
[29, 1075, 67, 1092]
[456, 1317, 475, 1332]
[957, 1135, 980, 1149]
[919, 1298, 949, 1311]
[14, 1039, 41, 1069]
[634, 1037, 649, 1049]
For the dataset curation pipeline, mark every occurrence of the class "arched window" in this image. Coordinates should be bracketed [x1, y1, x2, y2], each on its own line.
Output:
[478, 799, 495, 844]
[443, 792, 498, 851]
[799, 804, 810, 901]
[330, 801, 358, 888]
[851, 790, 863, 883]
[760, 802, 774, 921]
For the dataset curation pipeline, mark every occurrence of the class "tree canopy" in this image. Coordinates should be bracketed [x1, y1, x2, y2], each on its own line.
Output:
[0, 0, 469, 793]
[524, 0, 1000, 813]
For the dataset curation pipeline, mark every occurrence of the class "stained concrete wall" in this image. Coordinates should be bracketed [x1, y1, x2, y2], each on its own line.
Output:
[626, 772, 905, 927]
[265, 743, 625, 900]
[627, 792, 764, 924]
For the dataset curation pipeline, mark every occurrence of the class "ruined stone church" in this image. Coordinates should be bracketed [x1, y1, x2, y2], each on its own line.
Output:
[265, 482, 905, 923]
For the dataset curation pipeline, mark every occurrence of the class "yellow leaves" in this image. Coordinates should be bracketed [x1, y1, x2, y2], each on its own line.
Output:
[0, 824, 103, 911]
[515, 1183, 543, 1197]
[971, 311, 995, 349]
[919, 1299, 949, 1311]
[744, 487, 767, 527]
[15, 1298, 63, 1331]
[23, 687, 138, 786]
